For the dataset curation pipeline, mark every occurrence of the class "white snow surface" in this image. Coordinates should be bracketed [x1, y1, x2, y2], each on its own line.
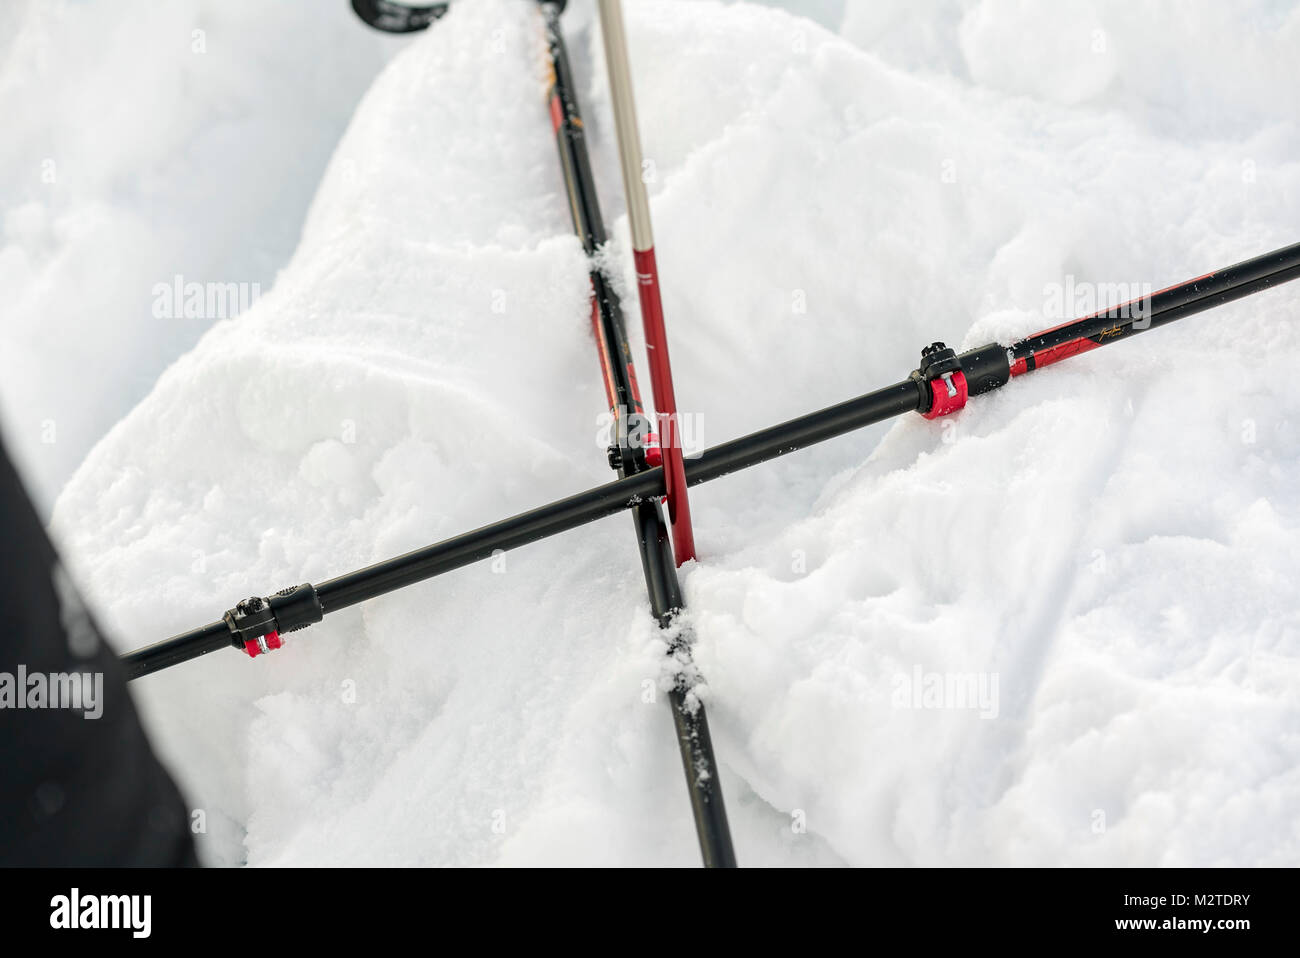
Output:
[0, 0, 411, 512]
[44, 0, 1300, 865]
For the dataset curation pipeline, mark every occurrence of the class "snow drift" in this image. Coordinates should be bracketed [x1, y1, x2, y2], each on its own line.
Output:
[51, 0, 1300, 865]
[0, 0, 410, 512]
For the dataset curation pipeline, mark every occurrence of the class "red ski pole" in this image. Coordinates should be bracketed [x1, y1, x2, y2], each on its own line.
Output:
[597, 0, 697, 564]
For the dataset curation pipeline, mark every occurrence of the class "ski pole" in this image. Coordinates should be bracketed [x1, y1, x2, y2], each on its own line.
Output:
[123, 239, 1300, 681]
[595, 0, 696, 564]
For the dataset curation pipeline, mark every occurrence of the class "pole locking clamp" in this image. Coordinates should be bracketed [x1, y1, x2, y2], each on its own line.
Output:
[224, 584, 324, 659]
[916, 342, 969, 420]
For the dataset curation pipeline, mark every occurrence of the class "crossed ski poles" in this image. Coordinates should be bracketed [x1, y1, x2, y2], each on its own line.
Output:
[121, 0, 1300, 868]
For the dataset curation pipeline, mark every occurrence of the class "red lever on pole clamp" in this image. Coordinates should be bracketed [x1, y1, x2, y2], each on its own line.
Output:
[923, 370, 968, 420]
[243, 631, 282, 658]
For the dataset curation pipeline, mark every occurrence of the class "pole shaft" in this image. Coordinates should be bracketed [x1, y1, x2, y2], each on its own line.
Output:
[596, 0, 696, 563]
[1012, 241, 1300, 373]
[596, 0, 654, 252]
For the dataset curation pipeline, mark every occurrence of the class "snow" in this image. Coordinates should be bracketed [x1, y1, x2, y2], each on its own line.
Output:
[0, 0, 412, 513]
[21, 0, 1300, 865]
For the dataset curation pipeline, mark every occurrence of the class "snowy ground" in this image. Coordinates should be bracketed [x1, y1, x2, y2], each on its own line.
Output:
[13, 0, 1300, 864]
[0, 0, 413, 513]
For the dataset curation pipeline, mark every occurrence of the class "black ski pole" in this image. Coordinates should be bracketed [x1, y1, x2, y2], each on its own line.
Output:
[122, 238, 1300, 683]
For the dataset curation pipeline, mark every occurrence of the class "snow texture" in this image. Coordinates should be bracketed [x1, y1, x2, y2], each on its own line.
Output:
[23, 0, 1300, 864]
[0, 0, 411, 512]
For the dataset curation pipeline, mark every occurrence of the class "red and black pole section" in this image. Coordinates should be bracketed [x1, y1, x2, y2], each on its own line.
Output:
[913, 238, 1300, 428]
